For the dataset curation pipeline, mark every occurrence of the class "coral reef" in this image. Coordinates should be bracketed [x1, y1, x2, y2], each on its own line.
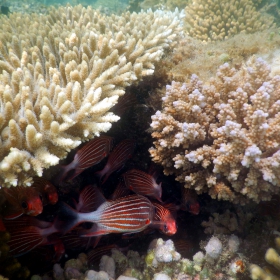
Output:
[162, 30, 280, 83]
[139, 0, 189, 11]
[83, 237, 248, 279]
[189, 234, 248, 279]
[150, 56, 280, 204]
[250, 237, 280, 280]
[0, 5, 183, 187]
[184, 0, 275, 42]
[201, 207, 253, 234]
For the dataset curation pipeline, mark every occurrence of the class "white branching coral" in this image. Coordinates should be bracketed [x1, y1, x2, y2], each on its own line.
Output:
[0, 5, 183, 187]
[150, 56, 280, 204]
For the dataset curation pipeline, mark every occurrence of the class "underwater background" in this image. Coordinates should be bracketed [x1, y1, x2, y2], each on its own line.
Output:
[0, 0, 280, 279]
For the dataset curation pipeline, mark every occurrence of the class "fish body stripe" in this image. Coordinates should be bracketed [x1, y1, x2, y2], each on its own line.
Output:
[80, 195, 154, 233]
[75, 136, 113, 169]
[111, 181, 130, 199]
[153, 203, 169, 221]
[8, 227, 44, 255]
[123, 169, 161, 199]
[107, 139, 135, 172]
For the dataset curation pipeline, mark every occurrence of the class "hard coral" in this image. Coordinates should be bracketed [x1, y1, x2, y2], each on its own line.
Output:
[150, 56, 280, 204]
[185, 0, 275, 42]
[250, 237, 280, 280]
[0, 5, 182, 187]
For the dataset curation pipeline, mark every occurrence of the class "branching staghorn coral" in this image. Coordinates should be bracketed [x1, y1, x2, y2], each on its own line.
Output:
[184, 0, 275, 42]
[0, 5, 183, 187]
[150, 57, 280, 204]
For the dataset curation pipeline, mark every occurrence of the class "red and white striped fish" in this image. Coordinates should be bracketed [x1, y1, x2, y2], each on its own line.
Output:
[61, 230, 96, 250]
[87, 243, 128, 265]
[55, 193, 155, 237]
[74, 185, 100, 213]
[2, 186, 43, 220]
[152, 202, 177, 236]
[110, 180, 131, 200]
[122, 169, 162, 202]
[60, 135, 114, 181]
[96, 139, 135, 184]
[4, 216, 59, 257]
[32, 177, 58, 206]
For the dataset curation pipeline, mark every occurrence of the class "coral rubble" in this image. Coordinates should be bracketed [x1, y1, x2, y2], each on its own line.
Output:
[0, 5, 183, 187]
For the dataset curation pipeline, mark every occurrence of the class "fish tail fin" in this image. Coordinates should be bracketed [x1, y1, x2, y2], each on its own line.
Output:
[58, 162, 76, 182]
[157, 182, 163, 201]
[66, 170, 82, 181]
[95, 165, 110, 184]
[54, 202, 80, 234]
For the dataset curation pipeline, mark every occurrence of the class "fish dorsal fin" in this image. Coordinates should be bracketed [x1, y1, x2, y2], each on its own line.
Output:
[93, 186, 107, 209]
[111, 180, 131, 200]
[76, 185, 99, 213]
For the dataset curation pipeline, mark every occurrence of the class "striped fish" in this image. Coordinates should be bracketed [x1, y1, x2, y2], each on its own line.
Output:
[110, 180, 131, 200]
[61, 230, 96, 250]
[32, 177, 58, 206]
[2, 186, 43, 220]
[96, 139, 135, 184]
[87, 244, 119, 265]
[55, 194, 155, 237]
[74, 185, 100, 213]
[60, 135, 114, 181]
[152, 202, 177, 236]
[5, 216, 59, 257]
[112, 92, 138, 117]
[122, 169, 162, 202]
[173, 239, 195, 258]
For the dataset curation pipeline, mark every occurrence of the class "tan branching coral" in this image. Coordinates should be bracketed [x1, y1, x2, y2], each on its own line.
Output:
[250, 237, 280, 280]
[150, 57, 280, 204]
[185, 0, 275, 42]
[201, 208, 253, 235]
[0, 5, 183, 187]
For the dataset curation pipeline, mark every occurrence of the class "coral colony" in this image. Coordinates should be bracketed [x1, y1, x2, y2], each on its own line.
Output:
[1, 1, 280, 280]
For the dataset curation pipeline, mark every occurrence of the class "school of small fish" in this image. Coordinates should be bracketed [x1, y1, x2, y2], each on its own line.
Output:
[0, 135, 200, 268]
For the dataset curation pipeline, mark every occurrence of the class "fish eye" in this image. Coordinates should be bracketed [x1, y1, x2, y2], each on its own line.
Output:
[163, 224, 168, 232]
[21, 201, 28, 209]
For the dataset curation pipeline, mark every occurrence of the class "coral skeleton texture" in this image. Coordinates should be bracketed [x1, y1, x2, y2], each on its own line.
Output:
[150, 57, 280, 204]
[0, 5, 182, 187]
